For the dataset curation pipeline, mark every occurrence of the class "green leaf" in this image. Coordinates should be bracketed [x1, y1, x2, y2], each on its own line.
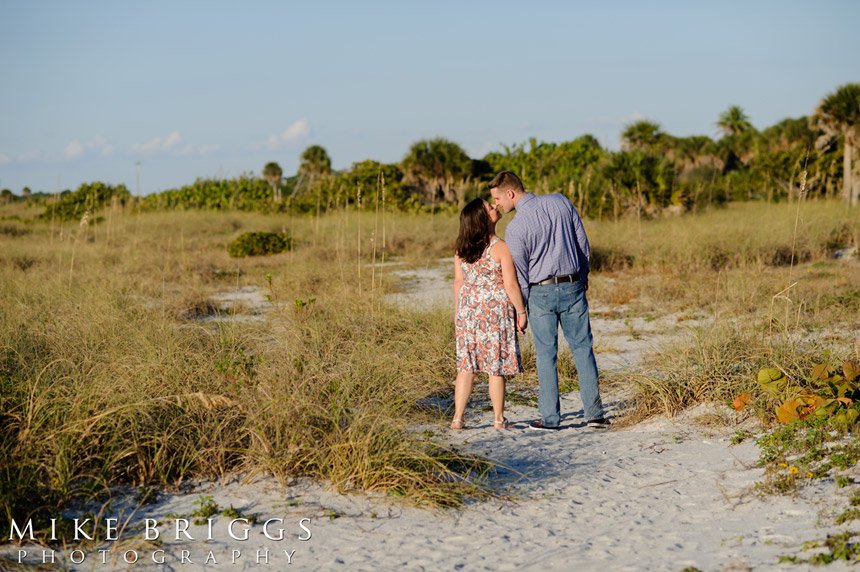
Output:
[811, 363, 831, 382]
[834, 381, 851, 398]
[757, 367, 787, 398]
[844, 360, 860, 383]
[776, 399, 801, 424]
[832, 409, 860, 433]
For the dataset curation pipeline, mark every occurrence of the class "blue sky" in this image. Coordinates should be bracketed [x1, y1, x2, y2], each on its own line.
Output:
[1, 0, 858, 195]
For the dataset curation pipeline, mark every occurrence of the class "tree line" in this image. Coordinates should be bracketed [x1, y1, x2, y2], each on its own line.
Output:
[5, 83, 857, 221]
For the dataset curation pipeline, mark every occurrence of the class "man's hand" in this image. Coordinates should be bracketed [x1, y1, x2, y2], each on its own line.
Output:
[517, 312, 528, 333]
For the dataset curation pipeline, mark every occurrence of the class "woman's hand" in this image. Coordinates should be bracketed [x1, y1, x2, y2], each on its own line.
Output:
[516, 311, 528, 333]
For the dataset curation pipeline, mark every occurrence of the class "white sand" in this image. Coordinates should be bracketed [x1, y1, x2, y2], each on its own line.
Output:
[8, 403, 852, 571]
[5, 263, 856, 571]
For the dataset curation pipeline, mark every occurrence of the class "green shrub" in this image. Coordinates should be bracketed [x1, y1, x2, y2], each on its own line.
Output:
[39, 181, 130, 222]
[227, 231, 291, 258]
[136, 176, 277, 212]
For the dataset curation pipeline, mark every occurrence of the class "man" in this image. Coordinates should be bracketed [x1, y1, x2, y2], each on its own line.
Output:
[489, 171, 608, 431]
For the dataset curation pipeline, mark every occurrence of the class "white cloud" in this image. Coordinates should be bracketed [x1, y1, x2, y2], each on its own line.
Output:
[0, 153, 11, 165]
[63, 136, 116, 160]
[163, 131, 182, 149]
[133, 131, 184, 155]
[64, 139, 85, 159]
[281, 119, 310, 142]
[266, 119, 310, 149]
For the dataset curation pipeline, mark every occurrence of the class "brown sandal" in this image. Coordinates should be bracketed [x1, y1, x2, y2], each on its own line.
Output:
[450, 418, 466, 430]
[493, 418, 509, 430]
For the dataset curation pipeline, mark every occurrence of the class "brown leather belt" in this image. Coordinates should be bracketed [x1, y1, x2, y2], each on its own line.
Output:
[532, 273, 579, 286]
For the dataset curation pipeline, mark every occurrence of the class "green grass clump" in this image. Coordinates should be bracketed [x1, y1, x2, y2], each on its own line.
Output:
[752, 412, 860, 497]
[227, 231, 291, 257]
[730, 430, 753, 445]
[779, 531, 860, 565]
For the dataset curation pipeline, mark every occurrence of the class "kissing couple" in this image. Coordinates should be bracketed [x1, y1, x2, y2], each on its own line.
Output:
[450, 171, 609, 431]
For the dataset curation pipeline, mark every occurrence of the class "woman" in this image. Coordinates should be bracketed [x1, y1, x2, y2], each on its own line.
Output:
[451, 198, 527, 430]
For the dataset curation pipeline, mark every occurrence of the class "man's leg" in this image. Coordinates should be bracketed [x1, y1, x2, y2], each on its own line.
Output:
[558, 281, 605, 421]
[528, 286, 562, 427]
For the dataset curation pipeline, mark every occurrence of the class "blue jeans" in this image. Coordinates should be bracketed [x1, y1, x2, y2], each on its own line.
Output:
[528, 280, 604, 427]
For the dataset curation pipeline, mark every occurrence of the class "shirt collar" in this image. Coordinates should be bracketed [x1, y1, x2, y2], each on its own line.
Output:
[515, 192, 535, 210]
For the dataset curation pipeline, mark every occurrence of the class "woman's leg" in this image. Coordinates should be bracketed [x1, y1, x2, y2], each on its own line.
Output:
[452, 371, 476, 428]
[488, 375, 506, 426]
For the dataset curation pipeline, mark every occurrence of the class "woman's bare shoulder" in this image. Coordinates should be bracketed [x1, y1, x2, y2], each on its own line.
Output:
[489, 237, 511, 260]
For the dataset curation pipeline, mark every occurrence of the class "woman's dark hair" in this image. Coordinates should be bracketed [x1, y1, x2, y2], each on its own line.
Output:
[455, 198, 491, 264]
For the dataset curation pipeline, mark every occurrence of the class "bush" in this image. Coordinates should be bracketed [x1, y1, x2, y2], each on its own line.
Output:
[227, 231, 291, 258]
[39, 181, 130, 222]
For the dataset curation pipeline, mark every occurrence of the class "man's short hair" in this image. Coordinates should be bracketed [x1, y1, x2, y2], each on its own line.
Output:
[488, 171, 524, 194]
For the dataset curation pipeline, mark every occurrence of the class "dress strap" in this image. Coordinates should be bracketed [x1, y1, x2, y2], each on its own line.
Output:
[484, 236, 500, 257]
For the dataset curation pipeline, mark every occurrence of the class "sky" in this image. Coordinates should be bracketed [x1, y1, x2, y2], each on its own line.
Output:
[1, 0, 858, 196]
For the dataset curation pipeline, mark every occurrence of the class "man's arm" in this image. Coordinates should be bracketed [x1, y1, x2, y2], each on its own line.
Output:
[505, 224, 531, 306]
[570, 205, 590, 284]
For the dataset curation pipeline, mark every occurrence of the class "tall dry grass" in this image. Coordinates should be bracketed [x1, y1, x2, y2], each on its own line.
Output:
[586, 201, 857, 273]
[0, 208, 485, 539]
[581, 201, 858, 421]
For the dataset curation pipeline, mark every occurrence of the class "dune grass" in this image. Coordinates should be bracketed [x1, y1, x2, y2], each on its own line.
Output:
[582, 201, 858, 422]
[0, 198, 857, 539]
[0, 207, 491, 540]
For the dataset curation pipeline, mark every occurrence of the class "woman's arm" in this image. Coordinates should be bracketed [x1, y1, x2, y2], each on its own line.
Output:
[491, 240, 528, 331]
[453, 254, 464, 319]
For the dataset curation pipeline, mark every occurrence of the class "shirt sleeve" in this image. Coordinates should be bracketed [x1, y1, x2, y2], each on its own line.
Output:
[571, 205, 590, 279]
[505, 223, 531, 305]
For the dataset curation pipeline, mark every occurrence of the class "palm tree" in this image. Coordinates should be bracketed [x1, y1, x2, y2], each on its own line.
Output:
[717, 106, 753, 137]
[620, 120, 664, 151]
[262, 161, 283, 202]
[716, 106, 757, 171]
[670, 135, 718, 173]
[761, 117, 814, 152]
[298, 145, 332, 178]
[401, 138, 472, 205]
[815, 83, 860, 206]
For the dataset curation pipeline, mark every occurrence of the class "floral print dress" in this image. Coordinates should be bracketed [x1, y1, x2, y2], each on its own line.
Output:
[455, 237, 523, 376]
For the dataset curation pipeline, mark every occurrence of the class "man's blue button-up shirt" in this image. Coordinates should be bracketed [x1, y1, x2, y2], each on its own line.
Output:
[503, 193, 591, 305]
